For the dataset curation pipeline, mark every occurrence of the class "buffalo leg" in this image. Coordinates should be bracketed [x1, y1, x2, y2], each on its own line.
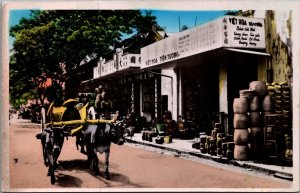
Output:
[50, 165, 55, 185]
[46, 146, 54, 176]
[92, 149, 100, 176]
[104, 150, 110, 180]
[46, 141, 56, 185]
[41, 136, 49, 166]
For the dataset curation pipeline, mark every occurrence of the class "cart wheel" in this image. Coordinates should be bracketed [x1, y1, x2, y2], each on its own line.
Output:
[41, 107, 46, 132]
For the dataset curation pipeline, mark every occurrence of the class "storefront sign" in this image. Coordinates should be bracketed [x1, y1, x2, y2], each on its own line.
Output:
[101, 59, 117, 76]
[141, 16, 265, 69]
[222, 16, 265, 48]
[119, 53, 141, 70]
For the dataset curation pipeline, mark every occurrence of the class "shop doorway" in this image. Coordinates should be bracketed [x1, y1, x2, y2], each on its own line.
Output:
[162, 95, 168, 114]
[227, 53, 258, 134]
[182, 64, 219, 134]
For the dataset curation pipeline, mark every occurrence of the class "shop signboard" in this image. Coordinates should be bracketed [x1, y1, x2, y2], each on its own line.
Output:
[119, 53, 141, 71]
[222, 16, 265, 48]
[101, 59, 117, 76]
[141, 16, 265, 69]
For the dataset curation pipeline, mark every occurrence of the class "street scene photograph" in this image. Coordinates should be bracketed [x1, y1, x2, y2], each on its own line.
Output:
[1, 0, 300, 192]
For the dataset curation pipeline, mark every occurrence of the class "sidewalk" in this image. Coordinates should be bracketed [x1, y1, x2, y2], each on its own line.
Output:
[125, 133, 293, 181]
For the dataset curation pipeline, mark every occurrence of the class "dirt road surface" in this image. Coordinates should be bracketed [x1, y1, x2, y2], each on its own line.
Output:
[7, 118, 292, 191]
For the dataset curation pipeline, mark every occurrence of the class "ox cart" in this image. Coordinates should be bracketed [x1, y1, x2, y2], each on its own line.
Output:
[40, 99, 114, 134]
[38, 99, 124, 184]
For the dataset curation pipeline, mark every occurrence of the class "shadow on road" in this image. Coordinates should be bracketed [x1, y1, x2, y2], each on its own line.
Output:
[55, 172, 83, 187]
[57, 159, 144, 188]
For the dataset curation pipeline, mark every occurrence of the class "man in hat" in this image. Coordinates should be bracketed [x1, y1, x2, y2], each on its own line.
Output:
[95, 85, 103, 119]
[61, 99, 85, 154]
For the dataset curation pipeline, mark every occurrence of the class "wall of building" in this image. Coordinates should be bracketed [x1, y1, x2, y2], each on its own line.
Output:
[264, 10, 292, 85]
[161, 68, 176, 120]
[219, 61, 228, 114]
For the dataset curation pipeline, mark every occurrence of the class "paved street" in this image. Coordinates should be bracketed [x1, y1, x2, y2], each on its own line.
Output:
[7, 116, 292, 190]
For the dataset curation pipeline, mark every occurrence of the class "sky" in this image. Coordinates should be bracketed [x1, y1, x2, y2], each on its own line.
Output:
[8, 9, 228, 51]
[146, 10, 227, 32]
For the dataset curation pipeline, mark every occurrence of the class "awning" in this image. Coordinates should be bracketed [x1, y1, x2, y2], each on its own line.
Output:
[224, 48, 270, 56]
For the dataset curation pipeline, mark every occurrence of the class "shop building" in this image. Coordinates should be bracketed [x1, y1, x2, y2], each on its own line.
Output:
[91, 48, 144, 116]
[71, 10, 293, 164]
[82, 13, 292, 132]
[141, 15, 270, 134]
[77, 12, 292, 132]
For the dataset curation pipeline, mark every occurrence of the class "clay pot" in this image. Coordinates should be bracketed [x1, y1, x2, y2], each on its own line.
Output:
[262, 95, 273, 111]
[249, 112, 262, 127]
[250, 96, 261, 111]
[233, 98, 248, 114]
[240, 89, 255, 99]
[234, 129, 249, 145]
[249, 81, 267, 96]
[233, 113, 249, 129]
[234, 145, 249, 160]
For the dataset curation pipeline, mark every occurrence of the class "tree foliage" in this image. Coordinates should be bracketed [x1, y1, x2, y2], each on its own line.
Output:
[10, 10, 158, 107]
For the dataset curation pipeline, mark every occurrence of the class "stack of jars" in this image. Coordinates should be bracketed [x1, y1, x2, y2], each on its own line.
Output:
[267, 82, 292, 165]
[248, 94, 264, 161]
[233, 81, 268, 161]
[233, 97, 249, 160]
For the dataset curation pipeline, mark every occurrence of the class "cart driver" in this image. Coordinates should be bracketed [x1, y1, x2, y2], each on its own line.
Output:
[61, 99, 86, 154]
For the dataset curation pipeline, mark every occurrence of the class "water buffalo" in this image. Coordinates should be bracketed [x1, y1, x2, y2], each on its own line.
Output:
[36, 125, 67, 184]
[84, 121, 125, 180]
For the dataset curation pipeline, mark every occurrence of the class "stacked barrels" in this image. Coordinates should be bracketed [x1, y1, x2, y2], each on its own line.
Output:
[281, 83, 292, 135]
[207, 126, 219, 156]
[284, 134, 293, 165]
[199, 132, 208, 153]
[233, 97, 249, 160]
[267, 82, 292, 165]
[233, 81, 268, 161]
[201, 123, 225, 156]
[249, 83, 269, 161]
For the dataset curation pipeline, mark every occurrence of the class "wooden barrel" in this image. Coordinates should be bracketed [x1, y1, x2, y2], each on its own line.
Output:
[142, 131, 146, 140]
[285, 149, 293, 162]
[234, 129, 249, 145]
[234, 145, 249, 160]
[145, 131, 149, 141]
[249, 81, 267, 95]
[249, 142, 264, 161]
[217, 133, 224, 148]
[148, 132, 153, 142]
[233, 98, 248, 114]
[205, 136, 211, 152]
[262, 95, 273, 111]
[249, 96, 261, 112]
[233, 113, 249, 129]
[249, 127, 263, 143]
[200, 135, 207, 143]
[249, 112, 262, 127]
